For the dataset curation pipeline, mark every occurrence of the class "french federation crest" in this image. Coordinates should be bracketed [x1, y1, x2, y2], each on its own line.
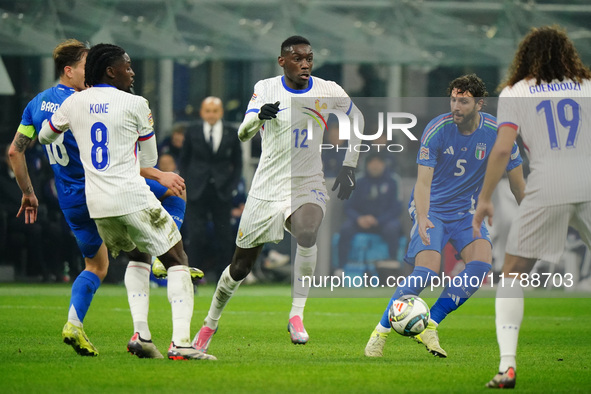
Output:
[475, 143, 486, 160]
[315, 99, 327, 111]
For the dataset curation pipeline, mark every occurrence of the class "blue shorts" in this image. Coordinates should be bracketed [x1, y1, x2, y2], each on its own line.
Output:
[145, 178, 186, 229]
[404, 212, 491, 264]
[61, 204, 103, 259]
[161, 195, 186, 230]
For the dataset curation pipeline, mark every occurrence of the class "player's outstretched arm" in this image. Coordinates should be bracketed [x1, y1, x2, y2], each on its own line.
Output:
[342, 103, 364, 169]
[331, 165, 356, 200]
[414, 165, 434, 245]
[38, 120, 61, 145]
[478, 125, 517, 202]
[237, 101, 280, 142]
[473, 125, 518, 237]
[8, 132, 38, 224]
[258, 101, 280, 120]
[507, 164, 525, 205]
[140, 167, 185, 197]
[472, 200, 494, 238]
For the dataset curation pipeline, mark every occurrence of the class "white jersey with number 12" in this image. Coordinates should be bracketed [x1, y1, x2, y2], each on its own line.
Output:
[244, 75, 360, 201]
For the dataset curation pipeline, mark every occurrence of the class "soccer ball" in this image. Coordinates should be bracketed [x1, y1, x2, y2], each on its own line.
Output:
[388, 295, 430, 336]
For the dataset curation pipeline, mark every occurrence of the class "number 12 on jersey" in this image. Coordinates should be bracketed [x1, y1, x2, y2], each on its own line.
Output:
[536, 98, 581, 150]
[293, 128, 309, 148]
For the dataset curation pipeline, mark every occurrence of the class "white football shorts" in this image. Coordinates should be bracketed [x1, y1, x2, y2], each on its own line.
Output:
[506, 200, 591, 264]
[94, 196, 182, 257]
[236, 181, 328, 249]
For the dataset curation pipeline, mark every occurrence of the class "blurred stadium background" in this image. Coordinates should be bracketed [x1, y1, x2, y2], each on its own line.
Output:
[0, 0, 590, 285]
[2, 0, 591, 139]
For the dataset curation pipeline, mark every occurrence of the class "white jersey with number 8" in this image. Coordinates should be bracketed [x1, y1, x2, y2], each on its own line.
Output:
[46, 85, 157, 218]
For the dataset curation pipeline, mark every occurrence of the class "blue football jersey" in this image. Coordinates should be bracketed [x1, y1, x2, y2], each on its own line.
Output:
[409, 112, 522, 220]
[17, 84, 85, 209]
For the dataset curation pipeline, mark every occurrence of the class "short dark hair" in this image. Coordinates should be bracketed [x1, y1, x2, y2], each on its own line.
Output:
[280, 36, 311, 55]
[85, 43, 126, 87]
[447, 74, 488, 98]
[501, 25, 591, 89]
[53, 39, 88, 78]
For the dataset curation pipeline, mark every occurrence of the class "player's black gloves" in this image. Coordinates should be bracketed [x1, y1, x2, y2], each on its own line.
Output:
[258, 101, 280, 120]
[332, 166, 356, 200]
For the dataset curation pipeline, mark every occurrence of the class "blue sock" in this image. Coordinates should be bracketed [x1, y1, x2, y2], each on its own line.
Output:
[379, 266, 437, 329]
[430, 260, 491, 324]
[69, 270, 101, 324]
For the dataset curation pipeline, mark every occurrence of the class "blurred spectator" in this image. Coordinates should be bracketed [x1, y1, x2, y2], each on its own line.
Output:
[158, 153, 178, 173]
[361, 133, 399, 174]
[180, 96, 243, 280]
[337, 153, 403, 268]
[158, 123, 186, 164]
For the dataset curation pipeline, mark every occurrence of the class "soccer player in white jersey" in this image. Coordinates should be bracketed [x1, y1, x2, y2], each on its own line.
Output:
[38, 43, 215, 361]
[192, 35, 364, 353]
[473, 26, 591, 389]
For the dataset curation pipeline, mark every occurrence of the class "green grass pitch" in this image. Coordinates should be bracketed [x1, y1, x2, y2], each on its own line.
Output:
[0, 283, 590, 393]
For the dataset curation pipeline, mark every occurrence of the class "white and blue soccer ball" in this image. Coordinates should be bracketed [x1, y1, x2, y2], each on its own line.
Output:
[388, 295, 430, 336]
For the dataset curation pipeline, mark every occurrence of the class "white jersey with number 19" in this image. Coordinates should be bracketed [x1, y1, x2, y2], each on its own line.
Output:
[44, 84, 157, 218]
[497, 78, 591, 206]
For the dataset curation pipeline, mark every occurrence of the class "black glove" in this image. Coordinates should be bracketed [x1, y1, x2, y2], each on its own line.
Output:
[332, 166, 356, 200]
[258, 101, 280, 120]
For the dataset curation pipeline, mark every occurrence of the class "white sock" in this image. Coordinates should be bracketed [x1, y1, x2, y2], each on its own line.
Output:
[124, 261, 152, 340]
[167, 265, 194, 347]
[290, 244, 318, 320]
[376, 323, 391, 334]
[204, 265, 243, 330]
[495, 277, 524, 372]
[67, 305, 83, 328]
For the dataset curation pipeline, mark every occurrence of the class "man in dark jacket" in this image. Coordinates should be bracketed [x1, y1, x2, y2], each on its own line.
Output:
[180, 97, 243, 280]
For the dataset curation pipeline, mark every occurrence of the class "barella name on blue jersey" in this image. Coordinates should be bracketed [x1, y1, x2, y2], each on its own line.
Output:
[40, 101, 60, 113]
[529, 81, 582, 94]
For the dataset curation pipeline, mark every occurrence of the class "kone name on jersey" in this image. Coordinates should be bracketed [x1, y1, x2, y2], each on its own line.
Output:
[40, 100, 60, 113]
[90, 103, 109, 114]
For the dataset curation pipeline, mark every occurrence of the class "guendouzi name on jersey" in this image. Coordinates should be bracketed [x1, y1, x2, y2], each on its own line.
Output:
[498, 78, 591, 206]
